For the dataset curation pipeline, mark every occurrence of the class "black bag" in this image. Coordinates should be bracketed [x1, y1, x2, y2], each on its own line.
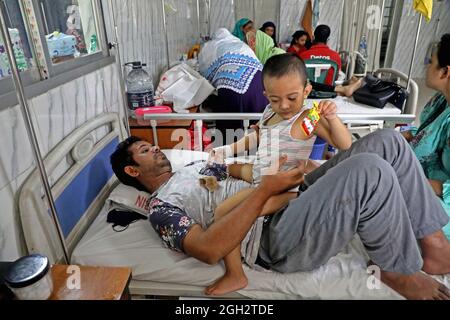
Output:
[107, 209, 147, 232]
[309, 90, 338, 99]
[353, 74, 408, 111]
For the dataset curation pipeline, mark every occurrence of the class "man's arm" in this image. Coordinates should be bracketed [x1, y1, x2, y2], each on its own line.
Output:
[183, 157, 306, 265]
[183, 187, 272, 264]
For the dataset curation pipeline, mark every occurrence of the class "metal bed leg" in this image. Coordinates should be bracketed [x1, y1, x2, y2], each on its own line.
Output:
[151, 120, 159, 147]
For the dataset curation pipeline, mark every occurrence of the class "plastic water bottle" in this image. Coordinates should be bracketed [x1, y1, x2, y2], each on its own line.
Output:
[125, 61, 154, 112]
[359, 35, 368, 58]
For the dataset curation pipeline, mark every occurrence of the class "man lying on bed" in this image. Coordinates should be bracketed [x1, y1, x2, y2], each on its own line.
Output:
[110, 133, 450, 300]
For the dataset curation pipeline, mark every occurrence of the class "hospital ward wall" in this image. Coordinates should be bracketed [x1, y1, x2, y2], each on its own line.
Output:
[0, 63, 124, 261]
[102, 0, 201, 87]
[390, 0, 450, 78]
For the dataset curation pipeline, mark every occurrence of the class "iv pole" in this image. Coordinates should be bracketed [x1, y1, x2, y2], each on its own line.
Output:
[407, 13, 423, 91]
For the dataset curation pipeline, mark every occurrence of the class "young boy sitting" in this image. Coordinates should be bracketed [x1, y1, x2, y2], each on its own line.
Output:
[205, 53, 352, 296]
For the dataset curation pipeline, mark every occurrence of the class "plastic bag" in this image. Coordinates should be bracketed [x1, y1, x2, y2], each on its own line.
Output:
[155, 63, 214, 113]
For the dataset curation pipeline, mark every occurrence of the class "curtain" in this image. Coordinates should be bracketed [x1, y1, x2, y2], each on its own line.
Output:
[340, 0, 384, 73]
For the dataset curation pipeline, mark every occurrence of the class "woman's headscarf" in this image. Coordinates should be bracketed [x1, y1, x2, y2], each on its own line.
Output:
[254, 30, 285, 65]
[260, 21, 277, 47]
[232, 18, 252, 42]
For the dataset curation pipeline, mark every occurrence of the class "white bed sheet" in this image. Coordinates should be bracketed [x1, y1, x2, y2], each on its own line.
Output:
[306, 96, 402, 115]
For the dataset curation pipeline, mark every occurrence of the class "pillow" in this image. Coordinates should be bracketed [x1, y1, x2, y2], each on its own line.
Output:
[106, 184, 152, 218]
[106, 149, 209, 215]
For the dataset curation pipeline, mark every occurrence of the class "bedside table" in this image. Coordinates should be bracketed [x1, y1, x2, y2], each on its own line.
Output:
[48, 265, 132, 300]
[129, 106, 199, 149]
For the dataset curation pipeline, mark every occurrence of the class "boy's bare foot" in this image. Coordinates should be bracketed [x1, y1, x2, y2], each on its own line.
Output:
[420, 231, 450, 275]
[381, 271, 450, 300]
[205, 272, 248, 296]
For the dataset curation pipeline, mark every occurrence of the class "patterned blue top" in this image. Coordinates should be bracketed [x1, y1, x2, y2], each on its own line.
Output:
[203, 53, 262, 94]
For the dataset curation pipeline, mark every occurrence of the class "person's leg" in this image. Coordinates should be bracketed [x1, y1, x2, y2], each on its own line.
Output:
[310, 79, 364, 97]
[304, 129, 450, 274]
[334, 78, 364, 97]
[206, 188, 254, 295]
[305, 129, 449, 238]
[259, 153, 449, 300]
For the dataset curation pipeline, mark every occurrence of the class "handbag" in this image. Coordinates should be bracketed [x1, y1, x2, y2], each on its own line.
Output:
[353, 74, 408, 111]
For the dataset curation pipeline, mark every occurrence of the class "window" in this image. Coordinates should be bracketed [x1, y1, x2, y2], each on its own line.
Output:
[38, 0, 102, 65]
[0, 0, 35, 79]
[0, 0, 110, 108]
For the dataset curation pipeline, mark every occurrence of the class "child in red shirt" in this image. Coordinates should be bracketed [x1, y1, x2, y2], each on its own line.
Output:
[287, 30, 310, 57]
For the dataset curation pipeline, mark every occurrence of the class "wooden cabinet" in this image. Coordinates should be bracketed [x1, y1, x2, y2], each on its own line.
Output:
[129, 107, 198, 149]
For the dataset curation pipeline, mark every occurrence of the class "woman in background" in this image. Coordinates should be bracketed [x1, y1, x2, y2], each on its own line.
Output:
[199, 28, 268, 131]
[260, 21, 278, 47]
[246, 29, 285, 65]
[287, 30, 310, 56]
[402, 34, 450, 241]
[232, 18, 254, 43]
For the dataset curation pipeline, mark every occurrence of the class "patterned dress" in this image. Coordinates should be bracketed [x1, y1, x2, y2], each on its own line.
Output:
[410, 94, 450, 239]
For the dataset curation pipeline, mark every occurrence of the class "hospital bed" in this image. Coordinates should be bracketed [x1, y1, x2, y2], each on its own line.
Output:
[18, 112, 448, 300]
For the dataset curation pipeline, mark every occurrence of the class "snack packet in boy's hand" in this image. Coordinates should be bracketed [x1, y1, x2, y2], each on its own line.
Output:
[302, 102, 321, 136]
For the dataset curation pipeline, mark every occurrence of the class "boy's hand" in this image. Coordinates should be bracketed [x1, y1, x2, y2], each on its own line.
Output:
[319, 100, 338, 120]
[259, 156, 307, 196]
[208, 145, 233, 164]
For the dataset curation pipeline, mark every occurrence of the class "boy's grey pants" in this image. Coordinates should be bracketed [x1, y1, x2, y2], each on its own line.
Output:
[259, 129, 449, 274]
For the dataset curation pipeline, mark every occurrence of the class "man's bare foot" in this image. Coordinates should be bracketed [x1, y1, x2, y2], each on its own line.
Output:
[205, 272, 248, 296]
[341, 78, 364, 97]
[349, 76, 360, 84]
[381, 271, 450, 300]
[420, 231, 450, 275]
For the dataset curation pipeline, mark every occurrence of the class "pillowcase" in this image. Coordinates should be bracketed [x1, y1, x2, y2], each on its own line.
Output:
[106, 183, 152, 218]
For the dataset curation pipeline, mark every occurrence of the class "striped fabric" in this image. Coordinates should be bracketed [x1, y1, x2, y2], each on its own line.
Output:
[253, 105, 317, 185]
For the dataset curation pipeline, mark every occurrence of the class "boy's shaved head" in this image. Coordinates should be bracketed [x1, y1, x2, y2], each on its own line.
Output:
[262, 53, 308, 87]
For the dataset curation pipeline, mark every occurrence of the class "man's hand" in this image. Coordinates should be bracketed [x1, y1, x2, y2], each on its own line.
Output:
[259, 156, 307, 196]
[429, 179, 443, 197]
[319, 100, 338, 120]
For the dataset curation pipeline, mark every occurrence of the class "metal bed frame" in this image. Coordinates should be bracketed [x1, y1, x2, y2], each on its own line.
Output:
[141, 113, 416, 151]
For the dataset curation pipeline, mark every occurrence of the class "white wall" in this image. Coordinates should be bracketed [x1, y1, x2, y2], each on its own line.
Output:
[390, 0, 450, 78]
[0, 63, 123, 260]
[102, 0, 201, 86]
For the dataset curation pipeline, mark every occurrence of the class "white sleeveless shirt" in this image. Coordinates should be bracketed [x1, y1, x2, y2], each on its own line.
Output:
[252, 105, 317, 185]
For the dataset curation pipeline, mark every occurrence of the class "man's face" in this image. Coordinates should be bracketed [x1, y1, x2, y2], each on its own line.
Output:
[127, 141, 172, 178]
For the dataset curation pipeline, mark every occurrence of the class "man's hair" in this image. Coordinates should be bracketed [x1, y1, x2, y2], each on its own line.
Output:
[314, 25, 331, 44]
[262, 53, 308, 86]
[110, 136, 147, 191]
[438, 33, 450, 68]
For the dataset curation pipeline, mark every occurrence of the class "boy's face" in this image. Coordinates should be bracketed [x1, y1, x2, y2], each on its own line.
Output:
[264, 73, 312, 120]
